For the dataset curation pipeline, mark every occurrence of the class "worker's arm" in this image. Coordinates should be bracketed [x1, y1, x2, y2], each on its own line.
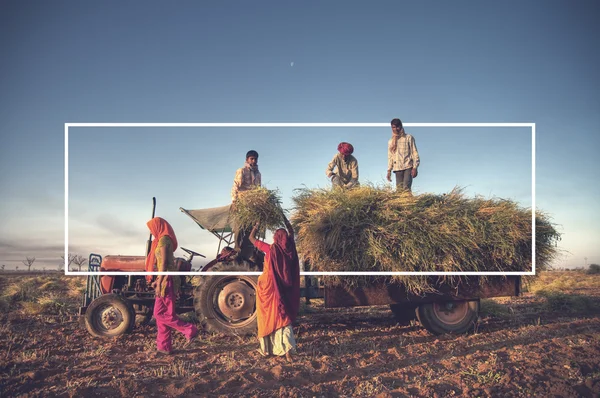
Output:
[249, 223, 259, 245]
[410, 135, 420, 178]
[254, 170, 262, 187]
[387, 139, 394, 182]
[325, 155, 337, 178]
[231, 168, 243, 202]
[153, 239, 168, 297]
[283, 213, 294, 236]
[345, 159, 359, 189]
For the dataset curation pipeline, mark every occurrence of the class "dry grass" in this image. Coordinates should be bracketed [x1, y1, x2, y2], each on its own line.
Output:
[527, 271, 600, 294]
[229, 187, 286, 230]
[292, 185, 560, 292]
[0, 275, 84, 316]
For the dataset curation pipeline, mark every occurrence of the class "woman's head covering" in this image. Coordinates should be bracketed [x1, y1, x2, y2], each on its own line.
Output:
[145, 217, 178, 282]
[391, 118, 403, 129]
[337, 142, 354, 156]
[268, 228, 300, 323]
[390, 118, 405, 152]
[273, 228, 291, 252]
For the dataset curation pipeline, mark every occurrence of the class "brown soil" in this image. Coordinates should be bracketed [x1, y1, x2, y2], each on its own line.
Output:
[1, 272, 599, 397]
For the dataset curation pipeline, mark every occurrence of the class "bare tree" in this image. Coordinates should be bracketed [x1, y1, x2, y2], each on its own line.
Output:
[22, 257, 36, 272]
[60, 253, 75, 272]
[73, 255, 88, 272]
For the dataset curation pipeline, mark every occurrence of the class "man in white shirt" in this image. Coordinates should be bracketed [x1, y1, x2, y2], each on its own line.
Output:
[386, 119, 420, 192]
[231, 150, 261, 202]
[231, 150, 262, 263]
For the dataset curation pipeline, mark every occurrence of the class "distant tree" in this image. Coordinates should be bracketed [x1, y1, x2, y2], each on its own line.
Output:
[15, 266, 19, 271]
[43, 267, 46, 273]
[73, 255, 87, 272]
[588, 264, 600, 275]
[60, 253, 75, 272]
[22, 257, 36, 272]
[1, 264, 5, 272]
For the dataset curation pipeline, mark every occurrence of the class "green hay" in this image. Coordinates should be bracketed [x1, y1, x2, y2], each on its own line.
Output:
[230, 187, 286, 230]
[292, 185, 560, 292]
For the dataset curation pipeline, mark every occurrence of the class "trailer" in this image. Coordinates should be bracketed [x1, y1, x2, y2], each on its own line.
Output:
[79, 201, 521, 338]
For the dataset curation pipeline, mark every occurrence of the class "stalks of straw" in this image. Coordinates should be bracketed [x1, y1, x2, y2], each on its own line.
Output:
[292, 185, 560, 292]
[229, 187, 286, 230]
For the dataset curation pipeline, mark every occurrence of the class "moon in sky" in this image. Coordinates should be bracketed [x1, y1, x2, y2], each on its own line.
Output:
[290, 62, 294, 67]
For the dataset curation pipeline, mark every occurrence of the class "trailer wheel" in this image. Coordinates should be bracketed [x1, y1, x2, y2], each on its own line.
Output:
[194, 262, 258, 336]
[416, 300, 479, 335]
[389, 303, 418, 325]
[84, 294, 135, 338]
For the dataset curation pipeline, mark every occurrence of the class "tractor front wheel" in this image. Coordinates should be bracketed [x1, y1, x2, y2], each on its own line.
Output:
[84, 294, 135, 338]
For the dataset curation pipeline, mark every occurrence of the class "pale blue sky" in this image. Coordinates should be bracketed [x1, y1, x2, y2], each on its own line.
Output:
[0, 1, 598, 270]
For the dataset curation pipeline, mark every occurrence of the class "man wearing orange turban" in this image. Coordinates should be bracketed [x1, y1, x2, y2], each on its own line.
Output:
[326, 142, 359, 189]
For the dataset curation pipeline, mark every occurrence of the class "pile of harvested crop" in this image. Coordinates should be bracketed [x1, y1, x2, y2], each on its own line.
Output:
[292, 186, 560, 291]
[229, 187, 286, 230]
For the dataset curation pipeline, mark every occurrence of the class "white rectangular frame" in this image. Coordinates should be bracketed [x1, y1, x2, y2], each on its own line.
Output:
[65, 122, 536, 276]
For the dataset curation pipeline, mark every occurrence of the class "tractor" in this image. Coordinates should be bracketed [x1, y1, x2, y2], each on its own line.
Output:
[79, 201, 272, 338]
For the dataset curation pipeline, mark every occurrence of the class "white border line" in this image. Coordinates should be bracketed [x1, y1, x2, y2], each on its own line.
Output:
[532, 123, 536, 275]
[66, 122, 534, 128]
[64, 123, 69, 274]
[65, 122, 536, 276]
[70, 271, 532, 276]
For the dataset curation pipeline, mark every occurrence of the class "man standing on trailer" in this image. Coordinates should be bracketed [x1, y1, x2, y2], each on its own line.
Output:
[386, 118, 420, 192]
[231, 150, 262, 261]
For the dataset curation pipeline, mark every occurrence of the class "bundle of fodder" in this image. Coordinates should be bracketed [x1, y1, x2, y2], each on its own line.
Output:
[230, 187, 286, 230]
[292, 185, 560, 292]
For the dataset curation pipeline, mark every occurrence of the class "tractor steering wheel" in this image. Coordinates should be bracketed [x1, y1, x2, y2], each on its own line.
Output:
[181, 247, 206, 259]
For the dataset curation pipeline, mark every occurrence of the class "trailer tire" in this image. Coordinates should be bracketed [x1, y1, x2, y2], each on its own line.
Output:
[389, 303, 418, 325]
[194, 262, 258, 336]
[416, 300, 479, 335]
[84, 294, 135, 338]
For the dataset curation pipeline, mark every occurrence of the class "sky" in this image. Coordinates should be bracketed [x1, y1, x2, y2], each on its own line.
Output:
[0, 1, 598, 271]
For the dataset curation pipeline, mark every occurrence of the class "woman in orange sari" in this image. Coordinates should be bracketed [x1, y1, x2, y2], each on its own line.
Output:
[249, 216, 300, 362]
[146, 217, 198, 354]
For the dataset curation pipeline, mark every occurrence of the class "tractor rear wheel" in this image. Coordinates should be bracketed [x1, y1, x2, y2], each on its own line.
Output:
[194, 262, 258, 336]
[84, 294, 135, 338]
[416, 300, 479, 335]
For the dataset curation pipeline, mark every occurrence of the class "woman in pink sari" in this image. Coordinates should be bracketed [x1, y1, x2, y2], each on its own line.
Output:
[146, 217, 198, 355]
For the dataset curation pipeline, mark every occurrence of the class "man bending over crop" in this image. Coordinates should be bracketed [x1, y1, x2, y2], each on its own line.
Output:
[326, 142, 359, 189]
